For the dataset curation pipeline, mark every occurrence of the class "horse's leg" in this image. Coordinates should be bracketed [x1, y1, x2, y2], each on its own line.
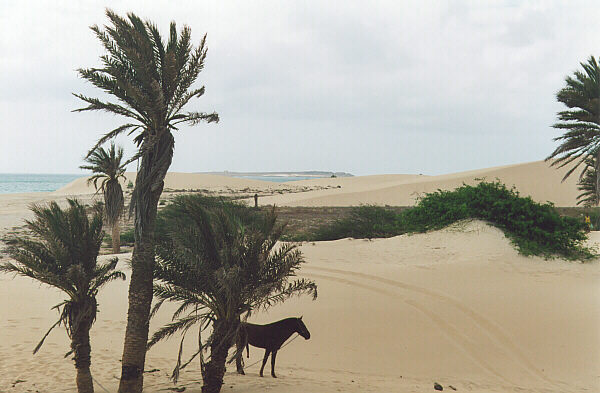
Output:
[259, 349, 270, 377]
[270, 350, 278, 378]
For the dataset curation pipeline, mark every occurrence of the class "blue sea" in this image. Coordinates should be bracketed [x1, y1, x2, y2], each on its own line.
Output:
[0, 174, 84, 194]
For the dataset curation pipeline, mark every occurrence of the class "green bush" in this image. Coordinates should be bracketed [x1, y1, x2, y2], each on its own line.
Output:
[308, 181, 593, 260]
[155, 194, 267, 239]
[120, 228, 135, 244]
[311, 205, 399, 240]
[104, 227, 135, 246]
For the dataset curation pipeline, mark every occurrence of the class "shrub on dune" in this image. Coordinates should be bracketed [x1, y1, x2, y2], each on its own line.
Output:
[309, 181, 593, 260]
[401, 181, 590, 259]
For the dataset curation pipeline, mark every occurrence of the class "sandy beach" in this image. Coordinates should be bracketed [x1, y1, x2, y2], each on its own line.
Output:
[1, 161, 599, 392]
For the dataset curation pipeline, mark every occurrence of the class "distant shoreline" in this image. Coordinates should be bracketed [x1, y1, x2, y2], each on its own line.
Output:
[0, 174, 84, 194]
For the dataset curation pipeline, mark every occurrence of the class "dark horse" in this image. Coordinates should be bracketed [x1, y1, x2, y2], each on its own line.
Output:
[235, 317, 310, 378]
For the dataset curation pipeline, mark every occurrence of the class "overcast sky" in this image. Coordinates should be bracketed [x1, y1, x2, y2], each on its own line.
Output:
[0, 1, 598, 176]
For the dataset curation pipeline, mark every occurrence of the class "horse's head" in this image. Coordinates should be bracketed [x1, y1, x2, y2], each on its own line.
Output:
[295, 316, 311, 339]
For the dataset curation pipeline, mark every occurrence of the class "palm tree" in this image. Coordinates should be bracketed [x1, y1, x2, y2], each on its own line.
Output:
[0, 200, 126, 393]
[547, 56, 600, 202]
[80, 142, 127, 254]
[148, 195, 317, 393]
[74, 10, 219, 392]
[577, 156, 599, 207]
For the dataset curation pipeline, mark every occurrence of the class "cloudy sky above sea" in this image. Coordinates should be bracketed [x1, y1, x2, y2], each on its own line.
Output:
[0, 1, 598, 176]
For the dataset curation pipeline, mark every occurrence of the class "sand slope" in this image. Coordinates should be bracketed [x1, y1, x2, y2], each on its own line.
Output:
[1, 221, 598, 392]
[258, 161, 582, 206]
[52, 172, 291, 196]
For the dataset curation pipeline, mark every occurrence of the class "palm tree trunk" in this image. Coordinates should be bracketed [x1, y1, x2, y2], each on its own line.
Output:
[118, 133, 173, 393]
[73, 319, 94, 393]
[112, 221, 120, 254]
[202, 321, 233, 393]
[117, 190, 161, 393]
[594, 149, 600, 206]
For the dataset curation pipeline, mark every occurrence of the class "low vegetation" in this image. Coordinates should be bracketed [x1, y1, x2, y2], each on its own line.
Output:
[103, 227, 135, 248]
[306, 181, 594, 260]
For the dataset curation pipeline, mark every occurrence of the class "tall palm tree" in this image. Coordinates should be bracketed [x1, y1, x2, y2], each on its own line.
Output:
[80, 142, 127, 254]
[148, 195, 317, 393]
[0, 200, 125, 393]
[547, 56, 600, 202]
[74, 10, 219, 392]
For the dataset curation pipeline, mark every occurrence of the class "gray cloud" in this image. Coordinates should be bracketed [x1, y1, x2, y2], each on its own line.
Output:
[0, 1, 598, 175]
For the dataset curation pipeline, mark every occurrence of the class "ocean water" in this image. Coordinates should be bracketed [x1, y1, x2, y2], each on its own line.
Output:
[0, 174, 83, 194]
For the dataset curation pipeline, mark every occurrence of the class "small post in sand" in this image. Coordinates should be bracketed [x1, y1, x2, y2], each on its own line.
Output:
[254, 193, 259, 208]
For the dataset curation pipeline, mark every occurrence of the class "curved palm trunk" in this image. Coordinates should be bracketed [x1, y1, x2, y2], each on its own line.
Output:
[112, 222, 121, 254]
[73, 318, 95, 393]
[118, 133, 173, 393]
[202, 321, 234, 393]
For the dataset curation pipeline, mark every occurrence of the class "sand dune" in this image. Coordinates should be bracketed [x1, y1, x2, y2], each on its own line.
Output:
[52, 172, 292, 196]
[259, 161, 582, 207]
[1, 221, 598, 392]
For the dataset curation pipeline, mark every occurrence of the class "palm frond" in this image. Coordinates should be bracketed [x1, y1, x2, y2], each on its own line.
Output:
[547, 55, 600, 195]
[33, 317, 64, 354]
[75, 11, 219, 239]
[149, 195, 317, 381]
[0, 199, 124, 355]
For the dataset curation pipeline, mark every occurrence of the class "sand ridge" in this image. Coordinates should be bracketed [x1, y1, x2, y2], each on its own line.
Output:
[257, 160, 582, 207]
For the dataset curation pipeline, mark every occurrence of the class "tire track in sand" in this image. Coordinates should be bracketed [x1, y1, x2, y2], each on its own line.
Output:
[302, 266, 556, 387]
[305, 271, 516, 385]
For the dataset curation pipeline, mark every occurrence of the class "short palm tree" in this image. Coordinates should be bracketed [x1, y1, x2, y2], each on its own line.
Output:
[547, 56, 600, 202]
[148, 196, 317, 393]
[80, 142, 127, 253]
[0, 200, 126, 393]
[74, 10, 218, 392]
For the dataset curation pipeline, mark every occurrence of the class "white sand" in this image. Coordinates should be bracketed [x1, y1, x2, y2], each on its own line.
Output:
[257, 161, 582, 207]
[1, 160, 599, 392]
[51, 172, 293, 196]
